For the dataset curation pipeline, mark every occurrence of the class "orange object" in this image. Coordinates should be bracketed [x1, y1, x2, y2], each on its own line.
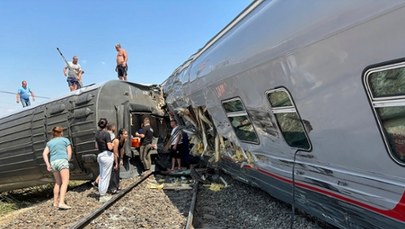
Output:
[131, 137, 141, 148]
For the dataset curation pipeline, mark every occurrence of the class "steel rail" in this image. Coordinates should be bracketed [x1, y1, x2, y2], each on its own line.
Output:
[70, 171, 153, 229]
[185, 181, 199, 229]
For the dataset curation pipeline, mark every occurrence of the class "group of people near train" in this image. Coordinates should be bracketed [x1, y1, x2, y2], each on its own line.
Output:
[92, 118, 129, 203]
[16, 43, 128, 107]
[134, 117, 189, 172]
[42, 116, 189, 207]
[41, 120, 129, 207]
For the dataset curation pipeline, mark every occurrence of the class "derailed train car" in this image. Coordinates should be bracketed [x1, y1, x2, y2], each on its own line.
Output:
[162, 1, 405, 228]
[0, 80, 167, 192]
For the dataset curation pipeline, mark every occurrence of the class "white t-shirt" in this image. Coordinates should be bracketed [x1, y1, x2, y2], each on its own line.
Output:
[170, 126, 182, 146]
[67, 61, 82, 78]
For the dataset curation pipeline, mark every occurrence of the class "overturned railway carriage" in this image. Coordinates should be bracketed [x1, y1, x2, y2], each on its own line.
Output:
[0, 80, 166, 192]
[162, 1, 405, 228]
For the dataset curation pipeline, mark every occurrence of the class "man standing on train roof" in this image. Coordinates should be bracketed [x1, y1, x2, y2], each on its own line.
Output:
[63, 56, 83, 91]
[115, 43, 128, 81]
[16, 80, 35, 108]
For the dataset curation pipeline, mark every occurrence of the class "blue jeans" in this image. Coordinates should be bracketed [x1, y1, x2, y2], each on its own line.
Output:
[21, 98, 30, 107]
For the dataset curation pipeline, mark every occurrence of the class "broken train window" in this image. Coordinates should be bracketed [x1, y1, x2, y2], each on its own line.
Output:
[267, 88, 310, 150]
[222, 98, 259, 144]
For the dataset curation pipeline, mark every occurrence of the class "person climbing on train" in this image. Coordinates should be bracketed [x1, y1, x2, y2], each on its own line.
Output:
[95, 118, 114, 202]
[42, 126, 72, 210]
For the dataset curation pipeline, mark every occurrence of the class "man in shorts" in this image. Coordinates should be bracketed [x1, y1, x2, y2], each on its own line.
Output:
[170, 119, 183, 170]
[63, 56, 83, 91]
[115, 43, 128, 81]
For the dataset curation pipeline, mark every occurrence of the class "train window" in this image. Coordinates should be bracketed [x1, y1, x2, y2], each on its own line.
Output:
[367, 67, 405, 98]
[223, 99, 245, 113]
[365, 63, 405, 164]
[267, 88, 310, 150]
[222, 98, 259, 144]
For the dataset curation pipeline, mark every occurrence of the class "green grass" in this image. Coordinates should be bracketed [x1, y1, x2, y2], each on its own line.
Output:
[0, 202, 17, 216]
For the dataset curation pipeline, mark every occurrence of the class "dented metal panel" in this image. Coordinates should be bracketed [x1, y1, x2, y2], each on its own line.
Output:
[162, 1, 405, 228]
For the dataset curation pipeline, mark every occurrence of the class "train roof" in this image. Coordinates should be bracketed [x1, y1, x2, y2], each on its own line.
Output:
[1, 80, 161, 120]
[162, 0, 405, 91]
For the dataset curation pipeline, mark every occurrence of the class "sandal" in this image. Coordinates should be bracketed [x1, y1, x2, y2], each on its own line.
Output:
[58, 204, 72, 210]
[111, 189, 121, 194]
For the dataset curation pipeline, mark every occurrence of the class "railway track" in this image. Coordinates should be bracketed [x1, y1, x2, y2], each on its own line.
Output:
[70, 171, 199, 229]
[70, 171, 150, 228]
[0, 169, 335, 229]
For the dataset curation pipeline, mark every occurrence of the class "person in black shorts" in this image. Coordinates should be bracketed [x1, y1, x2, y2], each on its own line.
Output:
[115, 43, 128, 81]
[63, 56, 83, 91]
[169, 120, 183, 170]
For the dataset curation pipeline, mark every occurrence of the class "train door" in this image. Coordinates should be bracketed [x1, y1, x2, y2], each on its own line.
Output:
[117, 102, 163, 176]
[115, 102, 126, 134]
[115, 101, 132, 159]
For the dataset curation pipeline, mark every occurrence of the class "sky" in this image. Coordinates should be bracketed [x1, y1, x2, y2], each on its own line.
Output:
[0, 0, 251, 114]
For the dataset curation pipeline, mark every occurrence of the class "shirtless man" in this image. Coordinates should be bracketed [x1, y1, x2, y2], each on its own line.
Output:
[63, 56, 83, 91]
[115, 43, 128, 81]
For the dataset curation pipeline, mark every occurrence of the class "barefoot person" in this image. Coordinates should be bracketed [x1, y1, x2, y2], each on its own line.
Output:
[42, 126, 72, 210]
[115, 43, 128, 81]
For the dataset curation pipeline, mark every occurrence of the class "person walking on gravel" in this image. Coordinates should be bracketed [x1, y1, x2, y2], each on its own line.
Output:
[42, 126, 72, 210]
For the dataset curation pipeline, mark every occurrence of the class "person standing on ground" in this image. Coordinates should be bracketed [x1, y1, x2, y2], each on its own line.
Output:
[63, 56, 83, 91]
[109, 128, 128, 193]
[106, 123, 119, 194]
[42, 126, 72, 210]
[137, 117, 154, 174]
[92, 123, 117, 189]
[95, 118, 114, 202]
[16, 80, 35, 107]
[169, 119, 183, 170]
[115, 43, 128, 81]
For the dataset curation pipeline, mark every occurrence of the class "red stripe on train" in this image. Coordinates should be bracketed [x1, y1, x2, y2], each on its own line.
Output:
[242, 165, 405, 222]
